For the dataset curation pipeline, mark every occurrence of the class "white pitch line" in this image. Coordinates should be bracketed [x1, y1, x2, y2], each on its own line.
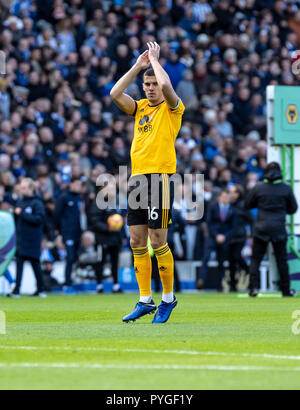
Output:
[1, 346, 300, 362]
[0, 362, 300, 372]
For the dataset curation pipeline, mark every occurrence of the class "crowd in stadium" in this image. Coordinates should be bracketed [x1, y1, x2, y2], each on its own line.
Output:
[1, 0, 300, 292]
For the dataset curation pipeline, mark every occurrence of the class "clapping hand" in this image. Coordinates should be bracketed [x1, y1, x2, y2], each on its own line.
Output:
[147, 42, 160, 63]
[136, 50, 151, 70]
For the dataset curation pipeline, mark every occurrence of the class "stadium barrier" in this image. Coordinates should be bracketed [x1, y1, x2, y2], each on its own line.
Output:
[0, 259, 273, 295]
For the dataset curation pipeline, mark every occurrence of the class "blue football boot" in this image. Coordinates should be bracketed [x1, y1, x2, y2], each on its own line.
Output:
[122, 300, 157, 323]
[152, 296, 178, 324]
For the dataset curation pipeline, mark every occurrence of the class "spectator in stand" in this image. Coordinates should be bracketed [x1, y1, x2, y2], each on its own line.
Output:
[176, 70, 198, 113]
[8, 178, 46, 298]
[76, 231, 100, 281]
[200, 189, 237, 292]
[54, 176, 83, 288]
[228, 184, 253, 292]
[87, 182, 124, 294]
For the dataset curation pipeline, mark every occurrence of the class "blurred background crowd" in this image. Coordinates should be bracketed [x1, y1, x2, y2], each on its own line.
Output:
[1, 0, 300, 291]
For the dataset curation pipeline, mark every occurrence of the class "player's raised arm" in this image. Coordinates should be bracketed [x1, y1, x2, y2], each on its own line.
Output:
[147, 42, 179, 109]
[110, 51, 151, 115]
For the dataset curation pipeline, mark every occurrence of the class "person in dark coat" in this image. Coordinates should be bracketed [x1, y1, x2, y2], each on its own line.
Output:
[53, 176, 83, 287]
[245, 162, 298, 297]
[9, 178, 46, 298]
[87, 188, 124, 293]
[229, 184, 254, 292]
[200, 189, 237, 291]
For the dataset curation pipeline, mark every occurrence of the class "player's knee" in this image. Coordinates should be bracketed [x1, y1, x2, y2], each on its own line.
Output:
[150, 233, 166, 250]
[130, 236, 146, 249]
[151, 241, 166, 250]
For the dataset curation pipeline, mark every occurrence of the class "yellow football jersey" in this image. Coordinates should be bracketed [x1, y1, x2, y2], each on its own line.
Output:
[130, 99, 185, 176]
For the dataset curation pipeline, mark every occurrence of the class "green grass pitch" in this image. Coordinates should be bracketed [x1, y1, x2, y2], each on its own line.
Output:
[0, 293, 300, 390]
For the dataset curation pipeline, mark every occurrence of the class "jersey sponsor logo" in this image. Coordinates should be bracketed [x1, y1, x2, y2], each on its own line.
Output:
[137, 108, 159, 133]
[139, 111, 156, 125]
[139, 115, 150, 126]
[138, 115, 153, 134]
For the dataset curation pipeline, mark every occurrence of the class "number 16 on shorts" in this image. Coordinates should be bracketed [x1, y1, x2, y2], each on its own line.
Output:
[148, 206, 171, 229]
[148, 207, 159, 221]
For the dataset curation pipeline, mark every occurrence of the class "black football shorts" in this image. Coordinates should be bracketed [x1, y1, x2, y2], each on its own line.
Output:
[127, 174, 174, 229]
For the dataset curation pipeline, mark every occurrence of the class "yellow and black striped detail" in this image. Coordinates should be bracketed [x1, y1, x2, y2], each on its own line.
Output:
[162, 174, 170, 229]
[132, 247, 149, 256]
[153, 243, 170, 257]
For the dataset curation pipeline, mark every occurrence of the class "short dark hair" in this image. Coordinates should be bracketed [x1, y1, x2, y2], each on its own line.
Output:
[71, 176, 82, 184]
[220, 188, 229, 196]
[143, 68, 156, 80]
[266, 162, 281, 172]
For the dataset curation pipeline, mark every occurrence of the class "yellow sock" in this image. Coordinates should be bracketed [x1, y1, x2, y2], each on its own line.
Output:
[153, 243, 174, 294]
[132, 247, 152, 297]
